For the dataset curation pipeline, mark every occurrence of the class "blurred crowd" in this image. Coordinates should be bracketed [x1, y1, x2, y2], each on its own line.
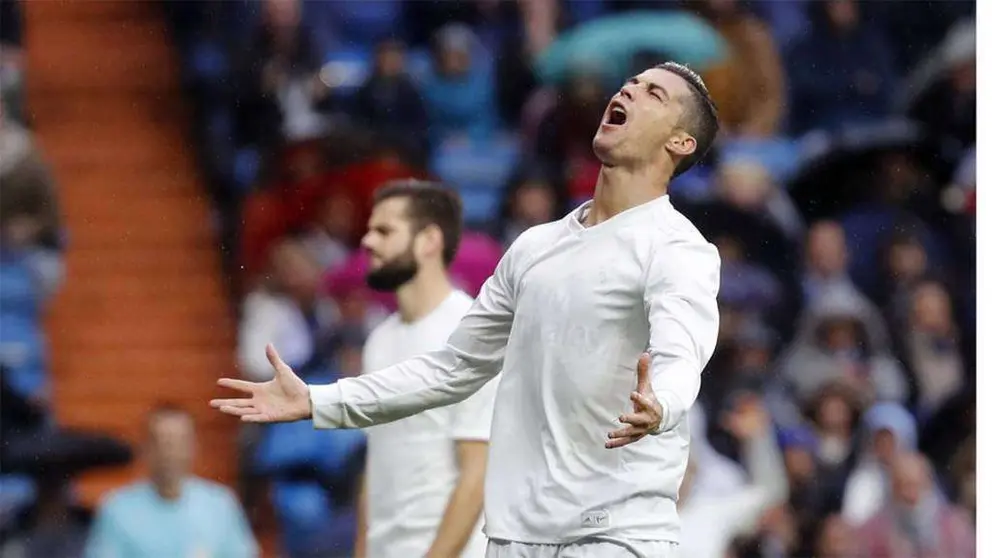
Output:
[2, 0, 977, 557]
[0, 0, 82, 551]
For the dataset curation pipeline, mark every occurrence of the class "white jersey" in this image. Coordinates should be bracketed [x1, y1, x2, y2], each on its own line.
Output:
[362, 290, 496, 558]
[311, 195, 720, 545]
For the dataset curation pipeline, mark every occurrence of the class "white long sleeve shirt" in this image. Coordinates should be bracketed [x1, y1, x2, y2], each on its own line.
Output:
[310, 195, 721, 544]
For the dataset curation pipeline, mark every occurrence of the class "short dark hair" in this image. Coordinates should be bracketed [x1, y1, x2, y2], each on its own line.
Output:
[656, 62, 719, 177]
[373, 179, 463, 266]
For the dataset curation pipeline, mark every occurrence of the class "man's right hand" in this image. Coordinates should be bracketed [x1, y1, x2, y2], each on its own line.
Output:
[210, 344, 312, 423]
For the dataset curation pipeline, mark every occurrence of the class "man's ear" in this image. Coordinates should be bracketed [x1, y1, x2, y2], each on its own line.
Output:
[414, 224, 444, 260]
[666, 132, 697, 158]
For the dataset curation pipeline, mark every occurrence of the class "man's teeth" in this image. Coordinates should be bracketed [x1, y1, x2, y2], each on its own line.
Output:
[609, 107, 626, 124]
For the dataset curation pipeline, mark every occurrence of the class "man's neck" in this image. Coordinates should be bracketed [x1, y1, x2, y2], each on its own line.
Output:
[153, 476, 184, 501]
[395, 267, 454, 323]
[585, 163, 670, 227]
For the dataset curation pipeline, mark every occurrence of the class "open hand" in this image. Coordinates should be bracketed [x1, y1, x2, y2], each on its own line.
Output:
[606, 353, 662, 449]
[210, 344, 312, 423]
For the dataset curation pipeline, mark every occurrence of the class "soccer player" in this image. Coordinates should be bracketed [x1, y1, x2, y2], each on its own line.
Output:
[353, 181, 498, 558]
[212, 62, 721, 558]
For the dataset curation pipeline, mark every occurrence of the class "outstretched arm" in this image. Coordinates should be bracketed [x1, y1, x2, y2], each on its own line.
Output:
[310, 265, 514, 428]
[606, 239, 721, 448]
[212, 242, 519, 427]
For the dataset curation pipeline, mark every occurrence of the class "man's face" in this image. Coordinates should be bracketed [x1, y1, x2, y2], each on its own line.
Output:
[264, 0, 300, 31]
[513, 183, 555, 225]
[361, 197, 420, 292]
[911, 283, 952, 333]
[375, 42, 406, 78]
[891, 454, 929, 508]
[816, 516, 855, 558]
[807, 222, 848, 276]
[270, 240, 320, 301]
[592, 68, 696, 168]
[147, 412, 195, 484]
[872, 429, 898, 467]
[784, 447, 816, 483]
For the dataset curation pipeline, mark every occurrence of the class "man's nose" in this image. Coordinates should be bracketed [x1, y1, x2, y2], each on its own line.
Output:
[619, 84, 636, 101]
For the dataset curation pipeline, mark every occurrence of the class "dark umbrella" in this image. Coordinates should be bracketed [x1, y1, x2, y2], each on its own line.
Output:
[675, 199, 803, 334]
[0, 369, 133, 478]
[1, 429, 133, 478]
[784, 119, 943, 221]
[676, 199, 800, 283]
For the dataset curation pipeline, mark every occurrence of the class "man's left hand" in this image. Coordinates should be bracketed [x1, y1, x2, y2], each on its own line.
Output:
[606, 353, 662, 449]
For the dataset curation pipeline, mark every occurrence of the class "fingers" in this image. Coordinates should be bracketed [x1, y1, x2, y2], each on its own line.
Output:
[210, 397, 260, 419]
[605, 433, 645, 449]
[266, 343, 292, 376]
[210, 398, 254, 410]
[609, 424, 650, 439]
[217, 378, 258, 394]
[635, 353, 651, 393]
[241, 413, 274, 423]
[619, 411, 654, 428]
[218, 405, 259, 418]
[606, 417, 655, 448]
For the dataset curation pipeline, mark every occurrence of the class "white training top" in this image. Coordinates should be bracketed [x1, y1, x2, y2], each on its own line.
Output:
[361, 290, 495, 558]
[311, 195, 721, 545]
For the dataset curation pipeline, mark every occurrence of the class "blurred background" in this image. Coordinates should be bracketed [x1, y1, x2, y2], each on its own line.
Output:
[0, 0, 976, 557]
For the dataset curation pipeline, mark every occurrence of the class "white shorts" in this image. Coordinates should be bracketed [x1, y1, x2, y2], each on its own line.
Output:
[485, 538, 678, 558]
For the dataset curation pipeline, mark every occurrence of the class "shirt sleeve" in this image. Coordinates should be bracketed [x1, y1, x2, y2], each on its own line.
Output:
[450, 372, 501, 441]
[643, 238, 720, 433]
[310, 242, 519, 429]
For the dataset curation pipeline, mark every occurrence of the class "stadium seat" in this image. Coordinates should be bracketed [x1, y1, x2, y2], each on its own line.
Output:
[187, 40, 229, 84]
[430, 134, 520, 224]
[0, 255, 49, 400]
[271, 480, 357, 558]
[252, 420, 365, 480]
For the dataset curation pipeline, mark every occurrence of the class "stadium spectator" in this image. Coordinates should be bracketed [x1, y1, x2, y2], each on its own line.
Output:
[238, 237, 338, 381]
[0, 112, 63, 404]
[856, 451, 975, 558]
[902, 280, 965, 415]
[421, 24, 497, 149]
[786, 0, 898, 133]
[0, 0, 24, 123]
[803, 220, 856, 302]
[496, 167, 567, 247]
[691, 0, 786, 137]
[841, 402, 918, 525]
[775, 284, 908, 419]
[352, 39, 429, 165]
[85, 406, 257, 558]
[233, 0, 331, 152]
[679, 397, 788, 558]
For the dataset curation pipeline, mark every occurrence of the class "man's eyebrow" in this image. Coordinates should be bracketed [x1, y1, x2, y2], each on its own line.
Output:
[625, 77, 670, 100]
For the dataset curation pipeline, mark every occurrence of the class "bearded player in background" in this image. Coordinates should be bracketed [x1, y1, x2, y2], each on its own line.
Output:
[352, 180, 497, 558]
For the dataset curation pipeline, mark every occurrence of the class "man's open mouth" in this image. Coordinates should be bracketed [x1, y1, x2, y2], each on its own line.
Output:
[606, 103, 627, 126]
